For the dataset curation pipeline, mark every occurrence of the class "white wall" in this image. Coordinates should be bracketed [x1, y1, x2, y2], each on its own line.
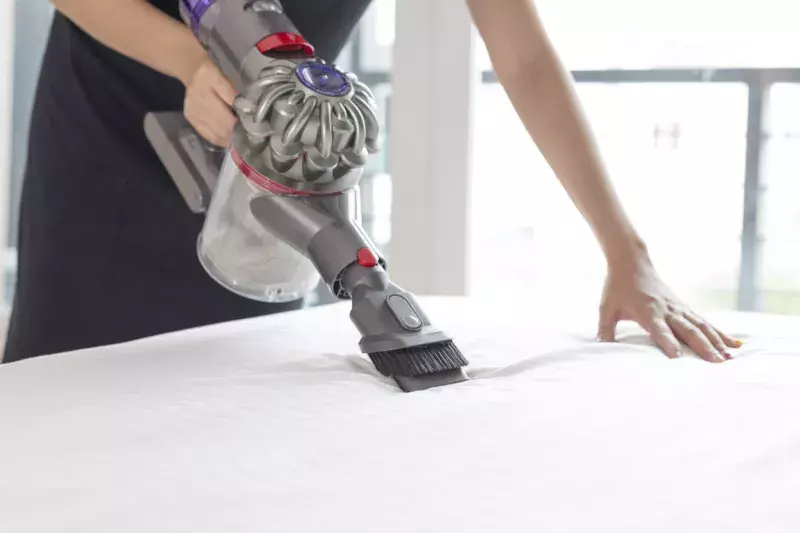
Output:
[0, 1, 15, 307]
[0, 0, 14, 349]
[388, 0, 478, 296]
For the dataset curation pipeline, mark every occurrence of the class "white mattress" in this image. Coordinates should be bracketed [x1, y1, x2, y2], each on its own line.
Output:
[2, 296, 800, 532]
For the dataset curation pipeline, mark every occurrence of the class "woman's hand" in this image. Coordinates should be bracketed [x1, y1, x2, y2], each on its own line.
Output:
[598, 252, 742, 362]
[183, 59, 238, 147]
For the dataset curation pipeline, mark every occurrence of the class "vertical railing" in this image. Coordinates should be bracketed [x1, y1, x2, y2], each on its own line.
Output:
[738, 76, 768, 311]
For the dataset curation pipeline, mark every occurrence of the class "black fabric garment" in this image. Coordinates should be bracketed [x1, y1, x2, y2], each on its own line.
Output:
[3, 0, 373, 363]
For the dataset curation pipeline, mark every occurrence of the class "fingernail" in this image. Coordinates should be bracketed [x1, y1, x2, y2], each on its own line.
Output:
[733, 339, 743, 347]
[724, 352, 733, 360]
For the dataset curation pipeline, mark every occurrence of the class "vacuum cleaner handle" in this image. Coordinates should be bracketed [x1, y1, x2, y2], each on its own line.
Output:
[144, 111, 225, 213]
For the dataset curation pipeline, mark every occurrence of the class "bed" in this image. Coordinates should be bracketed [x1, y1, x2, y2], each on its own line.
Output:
[2, 296, 800, 532]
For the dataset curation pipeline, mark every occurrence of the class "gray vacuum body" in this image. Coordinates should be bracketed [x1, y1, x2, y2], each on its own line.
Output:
[144, 0, 469, 391]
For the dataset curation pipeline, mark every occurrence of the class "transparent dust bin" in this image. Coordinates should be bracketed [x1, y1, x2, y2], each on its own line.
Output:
[197, 153, 321, 303]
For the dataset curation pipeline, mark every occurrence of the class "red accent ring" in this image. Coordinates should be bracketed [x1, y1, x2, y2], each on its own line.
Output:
[256, 33, 314, 56]
[230, 149, 312, 196]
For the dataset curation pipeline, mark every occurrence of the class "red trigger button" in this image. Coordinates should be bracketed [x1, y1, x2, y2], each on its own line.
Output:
[357, 248, 379, 268]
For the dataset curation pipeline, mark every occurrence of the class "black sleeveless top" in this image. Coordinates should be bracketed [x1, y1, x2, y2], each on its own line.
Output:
[3, 0, 372, 363]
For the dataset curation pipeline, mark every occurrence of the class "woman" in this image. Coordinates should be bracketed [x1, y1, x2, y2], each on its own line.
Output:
[3, 0, 740, 364]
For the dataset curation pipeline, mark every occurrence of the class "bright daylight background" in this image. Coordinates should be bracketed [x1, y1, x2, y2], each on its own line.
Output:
[1, 0, 799, 343]
[350, 0, 800, 316]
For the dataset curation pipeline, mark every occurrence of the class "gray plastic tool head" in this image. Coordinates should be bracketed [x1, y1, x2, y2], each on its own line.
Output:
[393, 369, 470, 393]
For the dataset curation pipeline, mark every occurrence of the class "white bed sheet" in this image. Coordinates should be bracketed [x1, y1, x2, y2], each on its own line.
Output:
[2, 296, 800, 532]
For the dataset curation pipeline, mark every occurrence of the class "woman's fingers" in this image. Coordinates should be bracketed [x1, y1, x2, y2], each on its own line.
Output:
[190, 60, 238, 106]
[683, 311, 731, 359]
[666, 314, 726, 363]
[597, 302, 619, 342]
[641, 315, 683, 359]
[714, 326, 743, 349]
[212, 73, 238, 108]
[184, 59, 238, 146]
[186, 103, 235, 146]
[204, 102, 236, 145]
[596, 266, 741, 361]
[185, 87, 236, 146]
[611, 306, 736, 363]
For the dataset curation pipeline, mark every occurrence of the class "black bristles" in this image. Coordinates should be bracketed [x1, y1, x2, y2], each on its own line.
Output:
[368, 341, 469, 377]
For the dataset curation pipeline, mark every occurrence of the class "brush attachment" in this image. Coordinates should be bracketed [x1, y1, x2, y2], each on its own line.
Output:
[369, 340, 470, 393]
[368, 340, 469, 377]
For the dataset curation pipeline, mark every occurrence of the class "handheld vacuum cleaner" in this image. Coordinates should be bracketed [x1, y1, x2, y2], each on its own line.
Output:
[144, 0, 469, 392]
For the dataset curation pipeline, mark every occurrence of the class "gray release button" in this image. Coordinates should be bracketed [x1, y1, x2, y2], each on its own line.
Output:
[386, 295, 423, 331]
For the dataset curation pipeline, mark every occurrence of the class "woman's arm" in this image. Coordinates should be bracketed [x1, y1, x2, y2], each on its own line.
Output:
[465, 0, 640, 264]
[466, 0, 741, 360]
[51, 0, 237, 145]
[51, 0, 204, 84]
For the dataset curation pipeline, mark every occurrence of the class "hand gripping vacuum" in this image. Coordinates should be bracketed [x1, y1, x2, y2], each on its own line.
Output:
[144, 0, 469, 392]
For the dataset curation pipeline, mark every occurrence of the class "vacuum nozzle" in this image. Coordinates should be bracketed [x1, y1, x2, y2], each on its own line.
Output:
[344, 266, 470, 392]
[369, 341, 470, 392]
[248, 195, 471, 393]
